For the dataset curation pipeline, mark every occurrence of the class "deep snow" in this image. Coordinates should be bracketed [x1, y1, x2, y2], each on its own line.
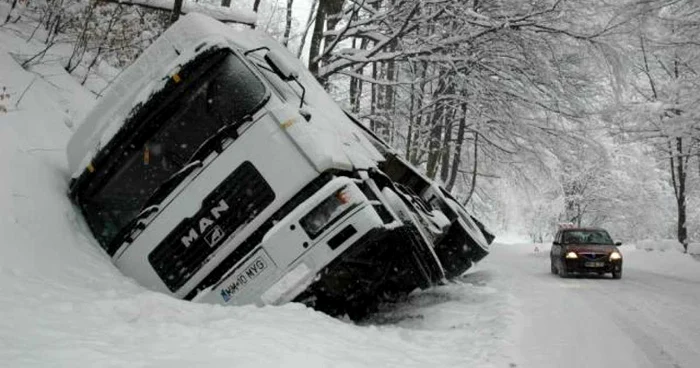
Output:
[3, 5, 700, 368]
[0, 12, 518, 367]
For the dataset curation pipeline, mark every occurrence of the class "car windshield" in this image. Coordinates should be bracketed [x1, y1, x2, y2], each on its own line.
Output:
[562, 230, 614, 245]
[79, 51, 268, 249]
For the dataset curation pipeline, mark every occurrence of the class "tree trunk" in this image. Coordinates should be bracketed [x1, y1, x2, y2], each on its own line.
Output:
[440, 109, 456, 183]
[410, 61, 428, 165]
[426, 77, 452, 179]
[308, 1, 327, 77]
[250, 0, 262, 29]
[282, 0, 294, 47]
[370, 62, 378, 131]
[446, 103, 468, 191]
[349, 38, 360, 111]
[307, 0, 343, 81]
[296, 0, 318, 59]
[463, 132, 479, 206]
[576, 204, 582, 227]
[170, 0, 184, 24]
[377, 61, 386, 138]
[349, 40, 368, 114]
[406, 67, 415, 160]
[425, 113, 443, 179]
[385, 40, 398, 145]
[671, 138, 688, 252]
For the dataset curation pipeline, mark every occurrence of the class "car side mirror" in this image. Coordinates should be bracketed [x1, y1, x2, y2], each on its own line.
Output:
[615, 242, 622, 246]
[553, 241, 560, 246]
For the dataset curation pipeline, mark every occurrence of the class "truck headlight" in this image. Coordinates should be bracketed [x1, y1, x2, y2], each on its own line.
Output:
[300, 186, 359, 239]
[565, 251, 578, 259]
[610, 252, 622, 260]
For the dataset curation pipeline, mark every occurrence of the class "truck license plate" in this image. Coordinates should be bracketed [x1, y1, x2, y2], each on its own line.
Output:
[220, 255, 268, 302]
[585, 262, 605, 268]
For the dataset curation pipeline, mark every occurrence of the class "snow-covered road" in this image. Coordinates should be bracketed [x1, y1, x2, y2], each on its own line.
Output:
[484, 243, 700, 368]
[2, 14, 700, 366]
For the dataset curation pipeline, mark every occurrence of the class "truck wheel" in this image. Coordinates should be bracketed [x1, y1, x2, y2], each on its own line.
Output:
[551, 261, 557, 275]
[612, 270, 622, 279]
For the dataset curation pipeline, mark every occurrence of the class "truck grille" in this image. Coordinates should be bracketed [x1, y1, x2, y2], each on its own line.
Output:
[149, 161, 274, 292]
[183, 172, 334, 301]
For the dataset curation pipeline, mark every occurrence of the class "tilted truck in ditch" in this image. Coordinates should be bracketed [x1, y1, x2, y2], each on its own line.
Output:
[66, 13, 493, 318]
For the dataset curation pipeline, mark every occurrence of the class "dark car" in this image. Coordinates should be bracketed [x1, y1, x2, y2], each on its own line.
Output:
[550, 227, 623, 279]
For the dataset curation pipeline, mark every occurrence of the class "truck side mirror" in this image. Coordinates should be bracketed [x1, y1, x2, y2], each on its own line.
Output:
[265, 50, 299, 81]
[553, 241, 560, 246]
[615, 242, 622, 246]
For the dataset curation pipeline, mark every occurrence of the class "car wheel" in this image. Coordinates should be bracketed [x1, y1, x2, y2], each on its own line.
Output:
[558, 264, 568, 278]
[550, 261, 558, 275]
[612, 270, 622, 279]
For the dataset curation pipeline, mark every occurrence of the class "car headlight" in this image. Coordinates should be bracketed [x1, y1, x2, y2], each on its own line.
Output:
[565, 251, 578, 259]
[300, 186, 359, 239]
[609, 252, 622, 260]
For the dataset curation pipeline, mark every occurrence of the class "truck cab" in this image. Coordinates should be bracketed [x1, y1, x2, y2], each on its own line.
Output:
[66, 13, 491, 318]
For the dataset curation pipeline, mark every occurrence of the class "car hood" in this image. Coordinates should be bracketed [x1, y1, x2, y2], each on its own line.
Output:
[565, 244, 619, 253]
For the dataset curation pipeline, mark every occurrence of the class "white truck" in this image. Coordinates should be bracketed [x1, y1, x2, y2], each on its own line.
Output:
[66, 13, 492, 318]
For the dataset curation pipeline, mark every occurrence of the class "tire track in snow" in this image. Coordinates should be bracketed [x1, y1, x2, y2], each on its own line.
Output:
[583, 269, 700, 368]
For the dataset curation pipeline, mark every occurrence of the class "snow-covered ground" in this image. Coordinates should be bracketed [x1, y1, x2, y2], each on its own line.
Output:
[0, 13, 519, 367]
[3, 6, 700, 368]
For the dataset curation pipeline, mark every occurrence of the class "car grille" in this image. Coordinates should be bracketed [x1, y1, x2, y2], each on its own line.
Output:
[149, 161, 275, 292]
[579, 253, 607, 261]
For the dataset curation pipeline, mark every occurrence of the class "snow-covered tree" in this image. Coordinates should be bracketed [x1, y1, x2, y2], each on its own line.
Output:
[612, 0, 700, 251]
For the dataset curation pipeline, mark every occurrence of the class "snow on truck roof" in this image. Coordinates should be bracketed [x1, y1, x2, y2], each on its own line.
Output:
[66, 13, 383, 178]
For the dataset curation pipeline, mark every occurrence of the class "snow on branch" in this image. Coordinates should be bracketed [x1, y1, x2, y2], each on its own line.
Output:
[112, 0, 257, 26]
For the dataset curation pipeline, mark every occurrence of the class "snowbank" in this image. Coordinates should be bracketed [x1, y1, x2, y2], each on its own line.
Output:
[0, 12, 518, 367]
[632, 239, 686, 252]
[620, 245, 700, 282]
[688, 243, 700, 255]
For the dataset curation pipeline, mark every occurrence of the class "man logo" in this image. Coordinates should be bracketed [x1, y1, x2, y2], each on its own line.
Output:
[205, 225, 226, 247]
[180, 199, 229, 247]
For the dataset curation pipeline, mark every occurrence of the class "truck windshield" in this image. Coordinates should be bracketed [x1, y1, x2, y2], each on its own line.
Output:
[80, 51, 268, 250]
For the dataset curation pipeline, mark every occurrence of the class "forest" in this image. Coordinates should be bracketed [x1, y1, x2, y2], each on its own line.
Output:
[2, 0, 698, 248]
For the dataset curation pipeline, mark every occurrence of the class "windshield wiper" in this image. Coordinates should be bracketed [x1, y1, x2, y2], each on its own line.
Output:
[107, 120, 248, 255]
[105, 162, 204, 255]
[186, 122, 244, 165]
[139, 160, 204, 213]
[105, 205, 161, 255]
[135, 120, 247, 218]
